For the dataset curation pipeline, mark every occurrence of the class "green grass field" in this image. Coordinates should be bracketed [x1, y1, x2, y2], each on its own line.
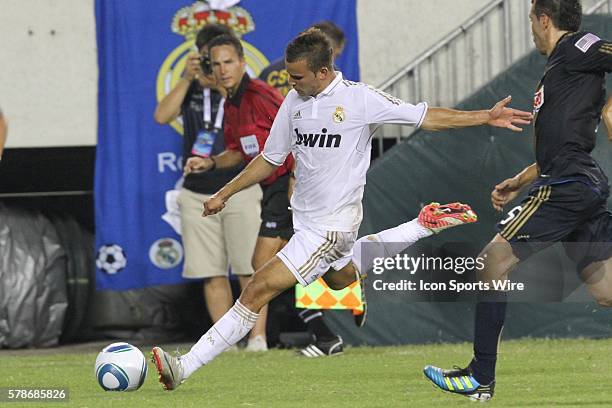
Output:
[2, 338, 612, 407]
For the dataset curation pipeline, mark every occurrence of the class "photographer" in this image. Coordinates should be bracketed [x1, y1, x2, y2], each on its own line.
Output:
[154, 24, 267, 352]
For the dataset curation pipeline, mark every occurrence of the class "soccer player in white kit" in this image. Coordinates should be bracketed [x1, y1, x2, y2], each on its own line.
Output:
[152, 28, 533, 390]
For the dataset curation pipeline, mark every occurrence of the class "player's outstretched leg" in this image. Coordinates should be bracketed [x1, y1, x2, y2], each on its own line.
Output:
[422, 365, 495, 401]
[151, 299, 258, 391]
[350, 202, 478, 327]
[151, 257, 298, 391]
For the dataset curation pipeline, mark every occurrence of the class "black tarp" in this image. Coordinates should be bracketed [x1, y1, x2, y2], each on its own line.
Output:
[0, 204, 68, 347]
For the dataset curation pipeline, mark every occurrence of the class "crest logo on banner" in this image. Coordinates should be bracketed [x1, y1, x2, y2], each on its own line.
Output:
[149, 238, 184, 269]
[156, 1, 270, 135]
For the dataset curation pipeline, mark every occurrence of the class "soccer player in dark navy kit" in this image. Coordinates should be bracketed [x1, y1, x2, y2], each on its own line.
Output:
[424, 0, 612, 401]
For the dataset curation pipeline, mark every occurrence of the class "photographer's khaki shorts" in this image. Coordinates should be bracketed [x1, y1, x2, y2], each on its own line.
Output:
[178, 184, 262, 278]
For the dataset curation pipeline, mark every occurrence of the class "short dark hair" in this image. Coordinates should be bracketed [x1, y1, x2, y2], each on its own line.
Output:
[532, 0, 582, 31]
[207, 33, 244, 59]
[312, 21, 345, 49]
[195, 24, 233, 51]
[285, 28, 334, 73]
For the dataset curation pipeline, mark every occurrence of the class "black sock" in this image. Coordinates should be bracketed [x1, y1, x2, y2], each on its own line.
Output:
[469, 290, 507, 385]
[298, 309, 336, 342]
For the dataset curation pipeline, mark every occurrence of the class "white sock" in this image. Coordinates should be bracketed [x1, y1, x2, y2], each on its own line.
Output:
[180, 300, 258, 379]
[351, 218, 432, 273]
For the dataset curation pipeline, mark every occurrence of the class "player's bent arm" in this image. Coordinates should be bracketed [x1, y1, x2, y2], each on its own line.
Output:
[215, 154, 277, 202]
[154, 77, 192, 124]
[603, 96, 612, 141]
[513, 163, 539, 190]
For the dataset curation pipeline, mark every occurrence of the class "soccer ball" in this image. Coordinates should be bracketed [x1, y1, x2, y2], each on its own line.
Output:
[94, 342, 147, 391]
[96, 244, 127, 274]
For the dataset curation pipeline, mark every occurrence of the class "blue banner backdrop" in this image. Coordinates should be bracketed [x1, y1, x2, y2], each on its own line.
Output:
[94, 0, 359, 290]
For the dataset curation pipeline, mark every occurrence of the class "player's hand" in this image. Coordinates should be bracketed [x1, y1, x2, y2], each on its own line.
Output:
[491, 177, 521, 212]
[203, 194, 226, 216]
[184, 157, 214, 175]
[183, 52, 204, 82]
[487, 95, 533, 132]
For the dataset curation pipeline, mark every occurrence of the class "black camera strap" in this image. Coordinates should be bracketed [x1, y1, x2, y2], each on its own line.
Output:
[202, 88, 225, 130]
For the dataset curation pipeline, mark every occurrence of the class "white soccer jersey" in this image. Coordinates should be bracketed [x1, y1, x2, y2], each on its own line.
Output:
[262, 72, 428, 232]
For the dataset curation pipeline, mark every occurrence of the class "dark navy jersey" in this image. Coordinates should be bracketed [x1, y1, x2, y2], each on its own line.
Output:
[259, 58, 291, 97]
[533, 31, 611, 188]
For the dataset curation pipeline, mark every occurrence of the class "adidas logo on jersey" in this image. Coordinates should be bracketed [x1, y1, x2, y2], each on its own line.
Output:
[294, 128, 341, 148]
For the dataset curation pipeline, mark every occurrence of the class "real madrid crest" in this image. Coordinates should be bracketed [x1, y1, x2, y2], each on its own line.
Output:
[156, 1, 269, 135]
[333, 106, 345, 123]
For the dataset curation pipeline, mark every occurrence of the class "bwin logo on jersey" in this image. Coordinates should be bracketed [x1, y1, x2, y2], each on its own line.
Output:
[294, 128, 341, 148]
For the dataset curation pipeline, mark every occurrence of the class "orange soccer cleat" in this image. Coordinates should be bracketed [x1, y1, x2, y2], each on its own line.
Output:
[418, 202, 478, 234]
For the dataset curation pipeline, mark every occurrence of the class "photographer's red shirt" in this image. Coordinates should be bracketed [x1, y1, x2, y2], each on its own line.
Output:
[224, 74, 294, 185]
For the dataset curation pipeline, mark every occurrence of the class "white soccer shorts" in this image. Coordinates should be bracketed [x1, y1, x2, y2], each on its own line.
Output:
[277, 226, 358, 286]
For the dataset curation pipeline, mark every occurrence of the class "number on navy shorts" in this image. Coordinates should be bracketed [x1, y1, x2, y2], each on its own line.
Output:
[499, 205, 522, 226]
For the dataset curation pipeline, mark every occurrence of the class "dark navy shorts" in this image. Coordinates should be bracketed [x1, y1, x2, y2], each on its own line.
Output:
[259, 173, 293, 241]
[496, 180, 612, 271]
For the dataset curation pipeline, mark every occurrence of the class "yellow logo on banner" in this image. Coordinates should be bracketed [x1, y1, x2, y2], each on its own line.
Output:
[296, 278, 364, 313]
[156, 1, 269, 135]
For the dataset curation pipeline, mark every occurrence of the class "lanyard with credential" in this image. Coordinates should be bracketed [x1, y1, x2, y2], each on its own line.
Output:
[202, 88, 225, 130]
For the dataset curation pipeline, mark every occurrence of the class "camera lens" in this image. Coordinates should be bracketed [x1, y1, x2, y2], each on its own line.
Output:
[200, 56, 212, 75]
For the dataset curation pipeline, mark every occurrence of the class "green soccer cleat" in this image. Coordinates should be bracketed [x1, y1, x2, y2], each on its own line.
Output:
[423, 364, 495, 402]
[151, 346, 184, 391]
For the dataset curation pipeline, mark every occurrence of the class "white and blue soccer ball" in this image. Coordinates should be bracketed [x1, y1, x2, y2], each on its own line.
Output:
[95, 342, 147, 391]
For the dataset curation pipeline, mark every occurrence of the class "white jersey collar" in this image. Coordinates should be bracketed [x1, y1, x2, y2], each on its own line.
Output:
[316, 71, 343, 98]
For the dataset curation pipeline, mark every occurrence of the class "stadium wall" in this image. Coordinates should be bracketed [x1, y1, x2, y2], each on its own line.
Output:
[0, 0, 488, 149]
[358, 0, 488, 87]
[0, 0, 98, 149]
